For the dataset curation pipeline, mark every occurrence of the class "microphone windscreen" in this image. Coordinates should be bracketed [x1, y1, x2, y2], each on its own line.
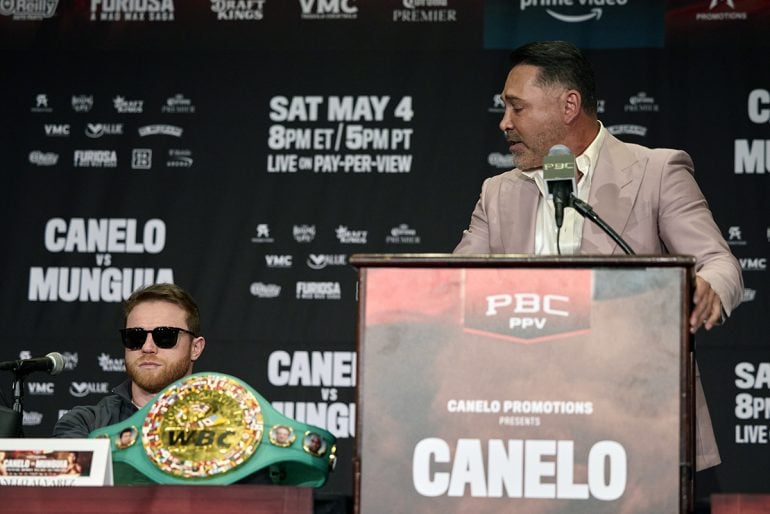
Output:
[47, 352, 65, 375]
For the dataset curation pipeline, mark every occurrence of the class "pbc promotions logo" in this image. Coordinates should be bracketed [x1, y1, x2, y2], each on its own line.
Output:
[463, 269, 592, 343]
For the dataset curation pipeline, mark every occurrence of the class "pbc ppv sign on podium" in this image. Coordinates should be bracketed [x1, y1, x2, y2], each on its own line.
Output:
[352, 255, 695, 514]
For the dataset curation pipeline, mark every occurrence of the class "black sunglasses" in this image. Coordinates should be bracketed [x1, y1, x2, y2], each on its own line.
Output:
[119, 326, 196, 350]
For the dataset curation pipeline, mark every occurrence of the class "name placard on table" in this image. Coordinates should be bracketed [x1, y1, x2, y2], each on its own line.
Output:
[0, 438, 112, 486]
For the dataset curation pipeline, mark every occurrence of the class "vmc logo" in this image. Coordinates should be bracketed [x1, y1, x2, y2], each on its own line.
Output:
[299, 0, 357, 19]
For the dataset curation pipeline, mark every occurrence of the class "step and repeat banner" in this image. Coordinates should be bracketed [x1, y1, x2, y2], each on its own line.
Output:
[1, 0, 768, 502]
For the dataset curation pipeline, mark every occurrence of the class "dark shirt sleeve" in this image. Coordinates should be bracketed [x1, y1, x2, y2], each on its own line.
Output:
[53, 394, 136, 438]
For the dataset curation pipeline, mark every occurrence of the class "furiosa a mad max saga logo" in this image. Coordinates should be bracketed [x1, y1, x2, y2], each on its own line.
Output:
[463, 269, 591, 343]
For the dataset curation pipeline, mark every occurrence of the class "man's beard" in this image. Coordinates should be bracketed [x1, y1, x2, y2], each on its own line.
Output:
[126, 356, 191, 394]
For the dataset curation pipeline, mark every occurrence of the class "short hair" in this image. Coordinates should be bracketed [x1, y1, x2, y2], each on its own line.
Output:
[123, 283, 201, 335]
[509, 40, 598, 116]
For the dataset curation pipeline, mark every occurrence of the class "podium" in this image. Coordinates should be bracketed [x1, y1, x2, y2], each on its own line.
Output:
[350, 254, 696, 514]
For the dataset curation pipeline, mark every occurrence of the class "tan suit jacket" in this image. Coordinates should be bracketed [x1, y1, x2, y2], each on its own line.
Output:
[454, 132, 743, 470]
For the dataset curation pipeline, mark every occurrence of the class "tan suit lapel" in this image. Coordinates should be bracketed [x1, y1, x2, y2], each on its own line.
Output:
[582, 134, 646, 255]
[499, 172, 539, 254]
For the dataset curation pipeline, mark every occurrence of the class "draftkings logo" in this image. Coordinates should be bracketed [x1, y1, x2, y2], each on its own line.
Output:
[98, 353, 126, 372]
[113, 96, 144, 113]
[210, 0, 265, 20]
[132, 149, 152, 169]
[335, 225, 367, 244]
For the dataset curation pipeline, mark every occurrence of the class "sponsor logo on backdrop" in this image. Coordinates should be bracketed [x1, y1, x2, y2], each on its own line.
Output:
[597, 99, 605, 113]
[266, 254, 293, 268]
[70, 382, 110, 397]
[307, 254, 347, 269]
[166, 149, 193, 167]
[22, 411, 43, 426]
[19, 351, 32, 359]
[727, 226, 747, 246]
[86, 123, 124, 138]
[386, 223, 421, 244]
[74, 150, 118, 168]
[62, 352, 79, 370]
[138, 124, 183, 137]
[250, 282, 281, 298]
[488, 152, 513, 169]
[488, 93, 504, 113]
[28, 218, 174, 302]
[91, 0, 175, 21]
[742, 288, 756, 302]
[268, 350, 356, 437]
[695, 0, 747, 21]
[267, 94, 414, 174]
[606, 124, 648, 137]
[739, 258, 766, 271]
[27, 382, 55, 395]
[393, 0, 457, 23]
[132, 148, 152, 169]
[735, 89, 769, 174]
[296, 281, 342, 300]
[72, 95, 94, 112]
[113, 96, 144, 113]
[293, 224, 316, 243]
[299, 0, 357, 20]
[31, 94, 52, 113]
[484, 0, 664, 49]
[624, 91, 660, 113]
[335, 225, 367, 244]
[44, 124, 70, 137]
[0, 0, 58, 20]
[29, 151, 59, 166]
[98, 353, 125, 372]
[251, 224, 274, 243]
[162, 93, 196, 113]
[210, 0, 265, 20]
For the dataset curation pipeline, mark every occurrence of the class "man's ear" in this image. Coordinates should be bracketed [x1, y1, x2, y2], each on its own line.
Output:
[190, 336, 205, 362]
[563, 89, 582, 124]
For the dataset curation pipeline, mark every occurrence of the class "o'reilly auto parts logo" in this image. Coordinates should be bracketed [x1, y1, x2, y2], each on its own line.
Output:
[463, 269, 591, 343]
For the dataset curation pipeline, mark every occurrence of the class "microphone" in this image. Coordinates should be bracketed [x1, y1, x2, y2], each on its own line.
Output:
[0, 352, 65, 376]
[542, 144, 577, 230]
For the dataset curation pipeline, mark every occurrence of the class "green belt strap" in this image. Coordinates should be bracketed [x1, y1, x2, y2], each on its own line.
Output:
[89, 372, 336, 486]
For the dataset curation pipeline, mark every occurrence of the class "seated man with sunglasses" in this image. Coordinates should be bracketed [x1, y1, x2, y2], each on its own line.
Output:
[53, 283, 206, 438]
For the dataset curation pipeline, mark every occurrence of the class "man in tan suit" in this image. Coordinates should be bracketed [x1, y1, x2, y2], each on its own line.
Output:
[454, 41, 743, 470]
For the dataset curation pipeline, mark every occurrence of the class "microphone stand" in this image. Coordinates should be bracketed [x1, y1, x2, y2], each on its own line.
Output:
[570, 195, 636, 256]
[0, 374, 23, 437]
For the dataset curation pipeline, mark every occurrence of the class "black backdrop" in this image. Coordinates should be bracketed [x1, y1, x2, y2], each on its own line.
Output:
[1, 0, 768, 506]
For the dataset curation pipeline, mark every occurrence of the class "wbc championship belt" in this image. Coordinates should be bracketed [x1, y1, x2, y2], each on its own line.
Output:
[89, 372, 336, 486]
